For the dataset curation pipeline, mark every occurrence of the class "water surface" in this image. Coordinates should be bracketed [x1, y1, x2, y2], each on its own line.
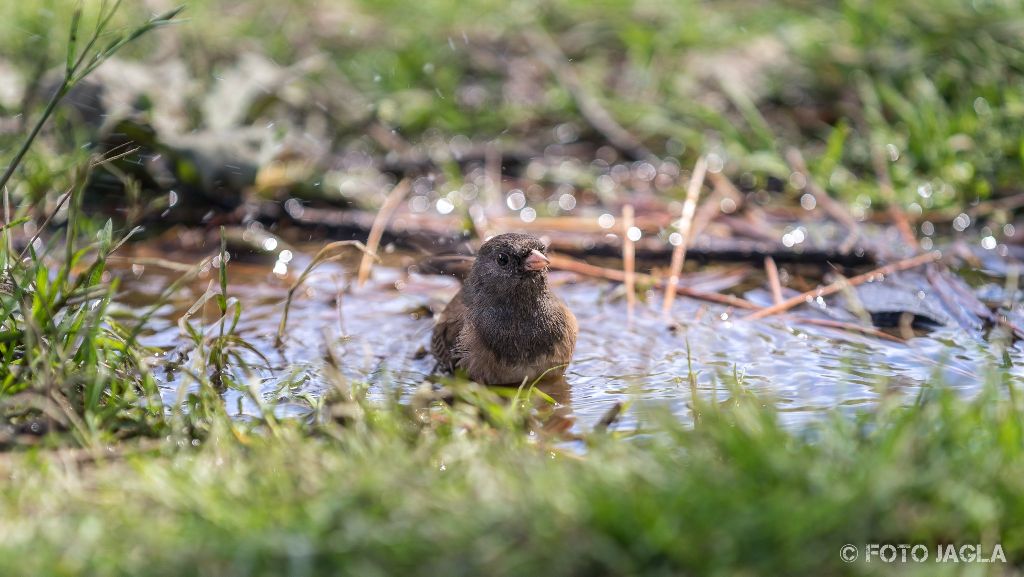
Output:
[116, 245, 1021, 432]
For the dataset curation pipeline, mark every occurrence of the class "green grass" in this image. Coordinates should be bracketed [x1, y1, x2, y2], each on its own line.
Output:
[1, 382, 1023, 576]
[1, 1, 1024, 575]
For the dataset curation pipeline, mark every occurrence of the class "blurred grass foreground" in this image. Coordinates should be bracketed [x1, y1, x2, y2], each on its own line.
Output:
[2, 0, 1024, 575]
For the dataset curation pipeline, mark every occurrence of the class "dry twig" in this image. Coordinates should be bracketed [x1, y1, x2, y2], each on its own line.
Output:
[357, 178, 411, 287]
[694, 172, 744, 239]
[787, 317, 905, 343]
[871, 143, 918, 251]
[278, 240, 376, 346]
[662, 156, 708, 314]
[622, 204, 636, 319]
[785, 147, 861, 253]
[594, 401, 624, 432]
[764, 256, 783, 305]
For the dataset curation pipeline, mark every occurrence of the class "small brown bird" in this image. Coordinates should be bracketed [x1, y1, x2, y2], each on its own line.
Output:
[431, 233, 577, 385]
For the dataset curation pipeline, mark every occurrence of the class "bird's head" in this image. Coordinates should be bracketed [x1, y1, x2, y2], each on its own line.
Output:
[466, 233, 551, 302]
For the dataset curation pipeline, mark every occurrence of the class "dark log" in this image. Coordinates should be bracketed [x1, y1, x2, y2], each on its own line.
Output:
[258, 202, 877, 268]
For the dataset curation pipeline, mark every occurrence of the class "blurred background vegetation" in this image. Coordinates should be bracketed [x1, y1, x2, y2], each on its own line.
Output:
[2, 1, 1024, 575]
[3, 0, 1024, 212]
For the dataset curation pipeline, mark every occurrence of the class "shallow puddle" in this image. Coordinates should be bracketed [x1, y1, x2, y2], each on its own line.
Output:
[114, 243, 1024, 433]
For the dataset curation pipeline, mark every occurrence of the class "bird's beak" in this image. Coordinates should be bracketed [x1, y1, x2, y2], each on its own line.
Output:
[523, 249, 550, 272]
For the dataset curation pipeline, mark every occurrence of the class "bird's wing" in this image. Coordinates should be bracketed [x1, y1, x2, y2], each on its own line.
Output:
[431, 288, 467, 373]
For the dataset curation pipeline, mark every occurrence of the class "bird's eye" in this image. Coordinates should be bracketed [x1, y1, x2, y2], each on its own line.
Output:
[496, 253, 510, 266]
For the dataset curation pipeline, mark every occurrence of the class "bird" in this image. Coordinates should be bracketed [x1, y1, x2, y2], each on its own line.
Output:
[431, 232, 577, 386]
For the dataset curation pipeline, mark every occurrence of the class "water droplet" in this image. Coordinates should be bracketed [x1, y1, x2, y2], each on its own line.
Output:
[634, 162, 657, 182]
[436, 198, 455, 214]
[886, 143, 900, 162]
[788, 171, 807, 190]
[506, 190, 526, 211]
[284, 198, 304, 218]
[706, 153, 724, 173]
[953, 213, 971, 232]
[409, 195, 429, 212]
[557, 193, 576, 211]
[974, 96, 991, 116]
[554, 123, 578, 144]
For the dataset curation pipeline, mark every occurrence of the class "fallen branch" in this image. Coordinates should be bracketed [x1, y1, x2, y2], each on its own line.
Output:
[262, 203, 876, 267]
[548, 253, 759, 310]
[744, 251, 942, 320]
[489, 214, 672, 234]
[380, 144, 536, 176]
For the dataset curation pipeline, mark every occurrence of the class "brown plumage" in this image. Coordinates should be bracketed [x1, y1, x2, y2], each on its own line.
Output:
[431, 233, 577, 385]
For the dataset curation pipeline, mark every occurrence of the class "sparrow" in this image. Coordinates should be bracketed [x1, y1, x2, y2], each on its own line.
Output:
[431, 233, 577, 385]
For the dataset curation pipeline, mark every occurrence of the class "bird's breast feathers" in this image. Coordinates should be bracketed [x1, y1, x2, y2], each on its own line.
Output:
[455, 303, 576, 385]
